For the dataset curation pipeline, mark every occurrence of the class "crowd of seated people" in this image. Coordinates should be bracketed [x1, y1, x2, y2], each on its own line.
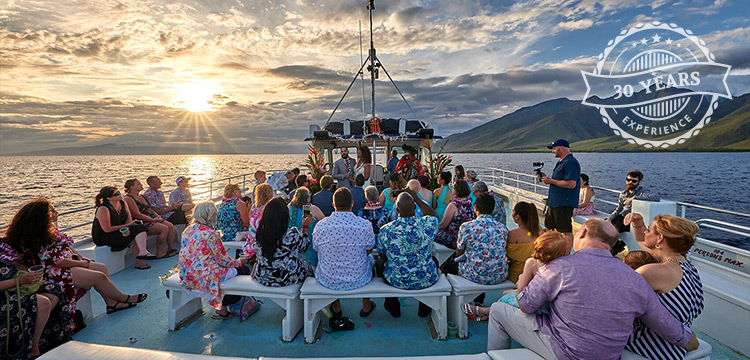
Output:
[1, 160, 704, 359]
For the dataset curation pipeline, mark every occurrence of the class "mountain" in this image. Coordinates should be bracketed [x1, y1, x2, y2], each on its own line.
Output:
[440, 93, 750, 152]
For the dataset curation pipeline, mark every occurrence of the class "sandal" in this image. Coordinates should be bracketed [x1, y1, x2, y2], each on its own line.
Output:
[327, 317, 355, 332]
[166, 249, 179, 258]
[135, 264, 151, 270]
[126, 293, 148, 304]
[359, 300, 376, 317]
[461, 303, 481, 320]
[107, 301, 137, 314]
[136, 254, 157, 260]
[211, 311, 234, 320]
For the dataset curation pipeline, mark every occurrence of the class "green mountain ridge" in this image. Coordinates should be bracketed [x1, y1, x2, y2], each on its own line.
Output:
[440, 94, 750, 152]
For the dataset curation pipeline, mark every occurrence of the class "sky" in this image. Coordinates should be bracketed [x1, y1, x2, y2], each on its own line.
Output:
[1, 0, 748, 155]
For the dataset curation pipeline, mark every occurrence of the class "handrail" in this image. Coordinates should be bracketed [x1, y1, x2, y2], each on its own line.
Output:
[695, 219, 750, 238]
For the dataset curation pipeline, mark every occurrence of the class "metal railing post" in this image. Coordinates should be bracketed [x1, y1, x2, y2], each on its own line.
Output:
[210, 182, 213, 199]
[681, 205, 686, 218]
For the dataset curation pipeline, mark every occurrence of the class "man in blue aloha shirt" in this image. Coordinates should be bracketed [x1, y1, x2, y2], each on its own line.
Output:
[377, 190, 439, 318]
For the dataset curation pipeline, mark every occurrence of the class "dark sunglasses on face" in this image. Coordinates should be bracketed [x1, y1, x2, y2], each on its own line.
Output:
[113, 191, 121, 196]
[626, 178, 639, 183]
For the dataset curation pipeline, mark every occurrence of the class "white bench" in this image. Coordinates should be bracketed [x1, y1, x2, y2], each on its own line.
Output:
[262, 355, 490, 360]
[39, 340, 711, 360]
[39, 340, 255, 359]
[299, 275, 452, 343]
[487, 338, 712, 360]
[94, 224, 186, 274]
[163, 273, 304, 342]
[445, 274, 516, 339]
[432, 242, 454, 265]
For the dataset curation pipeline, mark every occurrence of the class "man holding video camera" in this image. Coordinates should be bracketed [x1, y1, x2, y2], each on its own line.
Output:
[539, 139, 580, 244]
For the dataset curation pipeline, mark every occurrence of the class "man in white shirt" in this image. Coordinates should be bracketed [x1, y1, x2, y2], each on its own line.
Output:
[313, 187, 376, 330]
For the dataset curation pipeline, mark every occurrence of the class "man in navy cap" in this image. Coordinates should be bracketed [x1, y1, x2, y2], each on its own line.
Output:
[539, 139, 580, 247]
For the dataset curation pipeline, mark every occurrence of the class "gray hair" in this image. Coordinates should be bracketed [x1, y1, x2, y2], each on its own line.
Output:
[473, 181, 488, 193]
[365, 185, 379, 202]
[192, 201, 217, 225]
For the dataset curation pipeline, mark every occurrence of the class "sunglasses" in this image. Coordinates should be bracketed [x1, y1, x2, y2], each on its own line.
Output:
[626, 178, 639, 183]
[112, 191, 121, 196]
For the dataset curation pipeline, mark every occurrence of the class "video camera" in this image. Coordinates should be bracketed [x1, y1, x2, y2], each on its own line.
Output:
[533, 162, 545, 180]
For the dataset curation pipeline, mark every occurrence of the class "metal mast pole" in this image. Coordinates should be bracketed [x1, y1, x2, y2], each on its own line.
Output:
[367, 0, 377, 181]
[368, 0, 376, 121]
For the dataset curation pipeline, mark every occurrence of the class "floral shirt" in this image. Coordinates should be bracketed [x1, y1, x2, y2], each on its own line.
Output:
[38, 229, 79, 322]
[435, 197, 475, 249]
[377, 215, 439, 290]
[252, 227, 313, 287]
[242, 205, 264, 257]
[179, 223, 242, 309]
[457, 214, 509, 285]
[143, 188, 173, 219]
[217, 198, 247, 242]
[490, 192, 508, 226]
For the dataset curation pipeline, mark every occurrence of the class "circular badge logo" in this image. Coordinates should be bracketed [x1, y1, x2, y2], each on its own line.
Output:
[581, 22, 732, 148]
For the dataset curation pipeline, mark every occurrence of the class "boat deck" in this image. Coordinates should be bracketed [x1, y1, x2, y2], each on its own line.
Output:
[71, 219, 749, 359]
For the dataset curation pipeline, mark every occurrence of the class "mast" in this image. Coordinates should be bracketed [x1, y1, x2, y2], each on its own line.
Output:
[367, 0, 377, 181]
[368, 0, 376, 121]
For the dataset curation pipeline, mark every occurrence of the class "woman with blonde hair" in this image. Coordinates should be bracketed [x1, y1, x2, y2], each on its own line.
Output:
[216, 183, 249, 243]
[244, 183, 274, 256]
[178, 201, 250, 320]
[623, 213, 703, 360]
[288, 187, 325, 266]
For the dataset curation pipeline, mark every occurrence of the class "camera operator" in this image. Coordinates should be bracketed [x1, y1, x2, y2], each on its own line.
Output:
[538, 139, 580, 246]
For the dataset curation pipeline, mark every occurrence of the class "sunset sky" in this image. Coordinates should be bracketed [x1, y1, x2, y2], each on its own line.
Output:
[1, 0, 748, 154]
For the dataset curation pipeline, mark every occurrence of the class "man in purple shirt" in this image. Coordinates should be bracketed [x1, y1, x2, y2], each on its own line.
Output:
[488, 218, 698, 360]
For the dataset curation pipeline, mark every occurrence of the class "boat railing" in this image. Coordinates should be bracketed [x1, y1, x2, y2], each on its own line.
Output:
[0, 170, 290, 240]
[473, 166, 748, 251]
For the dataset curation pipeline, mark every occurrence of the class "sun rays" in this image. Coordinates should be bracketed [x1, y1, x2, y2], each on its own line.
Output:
[170, 83, 222, 112]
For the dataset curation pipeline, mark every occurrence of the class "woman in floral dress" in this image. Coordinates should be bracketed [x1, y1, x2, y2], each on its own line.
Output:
[244, 183, 274, 257]
[43, 202, 145, 316]
[179, 202, 250, 320]
[0, 253, 46, 360]
[435, 180, 476, 249]
[253, 198, 313, 287]
[1, 198, 72, 356]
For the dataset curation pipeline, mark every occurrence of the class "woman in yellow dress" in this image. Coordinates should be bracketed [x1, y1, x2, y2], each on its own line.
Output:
[506, 201, 541, 283]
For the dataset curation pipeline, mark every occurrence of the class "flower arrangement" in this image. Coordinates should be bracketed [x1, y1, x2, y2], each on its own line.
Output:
[306, 145, 328, 193]
[423, 140, 452, 181]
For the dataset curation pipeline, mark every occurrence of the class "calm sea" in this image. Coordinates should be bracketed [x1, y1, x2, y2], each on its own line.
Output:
[1, 153, 748, 249]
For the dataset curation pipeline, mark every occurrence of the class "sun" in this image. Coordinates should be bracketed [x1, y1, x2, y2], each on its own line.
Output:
[171, 83, 221, 112]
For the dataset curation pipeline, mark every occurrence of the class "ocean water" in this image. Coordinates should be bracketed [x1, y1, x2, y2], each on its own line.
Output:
[1, 152, 748, 249]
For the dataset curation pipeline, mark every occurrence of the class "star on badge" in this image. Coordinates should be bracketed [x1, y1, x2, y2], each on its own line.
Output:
[640, 38, 648, 45]
[665, 38, 673, 45]
[652, 34, 661, 43]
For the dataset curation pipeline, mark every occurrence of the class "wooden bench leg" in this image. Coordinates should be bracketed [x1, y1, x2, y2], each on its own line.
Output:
[303, 298, 336, 344]
[168, 288, 203, 331]
[415, 295, 448, 340]
[269, 297, 303, 343]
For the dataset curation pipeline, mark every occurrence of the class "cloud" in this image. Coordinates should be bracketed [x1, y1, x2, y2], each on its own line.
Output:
[0, 0, 746, 154]
[558, 19, 595, 31]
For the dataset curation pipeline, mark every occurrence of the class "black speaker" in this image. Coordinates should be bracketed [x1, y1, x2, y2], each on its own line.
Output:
[418, 128, 434, 139]
[314, 131, 330, 140]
